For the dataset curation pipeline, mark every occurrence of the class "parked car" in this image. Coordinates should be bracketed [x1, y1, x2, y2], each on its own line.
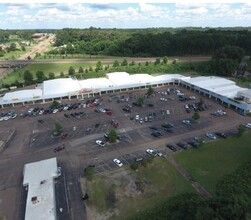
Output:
[113, 158, 123, 167]
[57, 167, 62, 176]
[176, 141, 188, 150]
[215, 132, 227, 138]
[54, 146, 65, 152]
[146, 148, 158, 156]
[166, 144, 177, 152]
[193, 136, 205, 143]
[85, 128, 91, 134]
[96, 140, 105, 147]
[135, 157, 144, 162]
[161, 123, 174, 128]
[244, 123, 251, 129]
[187, 140, 200, 148]
[206, 133, 217, 140]
[61, 133, 68, 140]
[182, 120, 192, 125]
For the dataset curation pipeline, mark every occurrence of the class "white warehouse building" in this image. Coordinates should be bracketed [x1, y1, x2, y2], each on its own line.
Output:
[0, 72, 251, 113]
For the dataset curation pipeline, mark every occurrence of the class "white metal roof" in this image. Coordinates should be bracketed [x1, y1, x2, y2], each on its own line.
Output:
[181, 76, 246, 98]
[43, 78, 82, 96]
[23, 158, 58, 220]
[2, 89, 42, 102]
[238, 89, 251, 99]
[79, 78, 113, 90]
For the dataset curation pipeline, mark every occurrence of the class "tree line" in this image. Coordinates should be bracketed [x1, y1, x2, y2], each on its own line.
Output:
[51, 28, 251, 57]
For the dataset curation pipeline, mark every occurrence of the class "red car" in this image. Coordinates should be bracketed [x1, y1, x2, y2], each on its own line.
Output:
[113, 122, 119, 128]
[54, 146, 65, 152]
[106, 111, 112, 116]
[61, 133, 68, 140]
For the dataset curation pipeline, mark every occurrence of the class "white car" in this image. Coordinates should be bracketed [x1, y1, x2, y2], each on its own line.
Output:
[113, 158, 123, 167]
[11, 114, 17, 119]
[96, 140, 105, 147]
[100, 108, 106, 113]
[206, 133, 217, 140]
[182, 120, 191, 125]
[146, 149, 158, 156]
[28, 108, 34, 114]
[245, 123, 251, 129]
[57, 167, 62, 177]
[38, 110, 44, 115]
[53, 109, 59, 114]
[63, 106, 69, 111]
[135, 115, 139, 120]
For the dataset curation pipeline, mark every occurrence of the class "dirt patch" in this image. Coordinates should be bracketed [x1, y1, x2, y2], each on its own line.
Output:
[81, 169, 147, 220]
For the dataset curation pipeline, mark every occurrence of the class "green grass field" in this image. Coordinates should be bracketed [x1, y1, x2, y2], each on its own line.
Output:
[81, 158, 194, 219]
[1, 63, 99, 84]
[174, 131, 251, 194]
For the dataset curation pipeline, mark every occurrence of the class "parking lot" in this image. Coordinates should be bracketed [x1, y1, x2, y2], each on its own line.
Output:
[0, 84, 247, 220]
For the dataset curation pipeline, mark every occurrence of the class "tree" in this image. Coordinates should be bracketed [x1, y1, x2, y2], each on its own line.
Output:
[237, 124, 246, 137]
[154, 58, 161, 65]
[108, 128, 118, 143]
[147, 86, 154, 97]
[49, 72, 55, 79]
[192, 112, 200, 121]
[60, 71, 64, 77]
[198, 98, 204, 109]
[21, 45, 26, 51]
[89, 66, 93, 71]
[163, 56, 168, 64]
[113, 60, 119, 67]
[85, 167, 94, 181]
[53, 122, 63, 137]
[68, 66, 75, 75]
[36, 71, 45, 82]
[78, 66, 84, 73]
[23, 70, 33, 83]
[96, 61, 102, 71]
[51, 100, 60, 108]
[129, 61, 135, 66]
[137, 97, 145, 107]
[121, 58, 128, 66]
[8, 42, 16, 52]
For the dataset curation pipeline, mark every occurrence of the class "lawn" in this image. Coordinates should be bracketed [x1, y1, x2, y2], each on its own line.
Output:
[81, 157, 195, 220]
[174, 131, 251, 194]
[1, 63, 100, 84]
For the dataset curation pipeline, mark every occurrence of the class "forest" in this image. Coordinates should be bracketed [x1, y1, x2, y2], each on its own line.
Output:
[51, 28, 251, 57]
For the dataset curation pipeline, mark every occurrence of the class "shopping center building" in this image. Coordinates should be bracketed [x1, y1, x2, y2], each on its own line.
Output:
[0, 72, 251, 113]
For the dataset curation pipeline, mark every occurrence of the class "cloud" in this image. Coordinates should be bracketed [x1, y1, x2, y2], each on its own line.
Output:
[6, 6, 26, 15]
[89, 4, 115, 10]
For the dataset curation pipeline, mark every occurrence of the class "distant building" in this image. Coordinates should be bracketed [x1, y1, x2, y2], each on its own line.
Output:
[31, 33, 47, 38]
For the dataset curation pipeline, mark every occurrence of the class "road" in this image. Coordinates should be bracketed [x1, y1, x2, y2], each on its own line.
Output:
[19, 35, 55, 60]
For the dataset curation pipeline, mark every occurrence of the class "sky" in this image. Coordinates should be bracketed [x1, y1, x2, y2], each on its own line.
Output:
[0, 1, 251, 29]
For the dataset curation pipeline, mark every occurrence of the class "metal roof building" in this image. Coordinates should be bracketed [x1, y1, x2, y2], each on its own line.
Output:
[179, 76, 251, 113]
[0, 72, 186, 107]
[23, 158, 58, 220]
[0, 72, 251, 113]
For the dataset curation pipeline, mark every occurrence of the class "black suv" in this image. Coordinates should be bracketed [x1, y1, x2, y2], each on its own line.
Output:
[176, 141, 189, 150]
[166, 144, 177, 152]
